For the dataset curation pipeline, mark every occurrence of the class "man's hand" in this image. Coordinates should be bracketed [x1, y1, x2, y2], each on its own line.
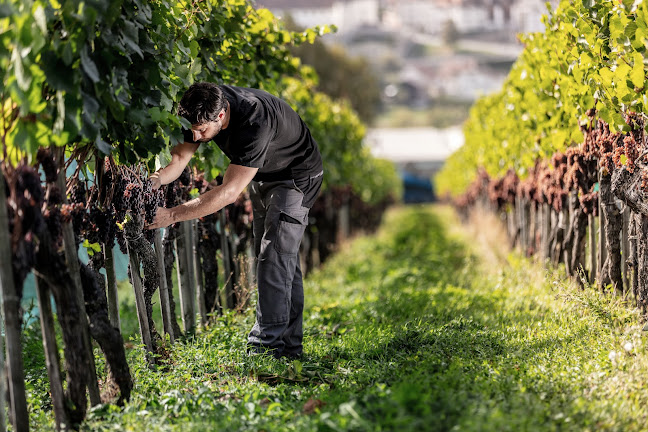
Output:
[146, 207, 174, 230]
[146, 164, 258, 230]
[149, 172, 162, 190]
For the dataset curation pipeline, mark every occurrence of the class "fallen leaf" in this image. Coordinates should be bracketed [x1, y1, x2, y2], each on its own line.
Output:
[303, 398, 326, 414]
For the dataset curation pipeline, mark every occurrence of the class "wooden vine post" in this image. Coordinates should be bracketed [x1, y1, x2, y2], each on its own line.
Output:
[176, 220, 196, 332]
[219, 210, 235, 309]
[127, 248, 155, 361]
[192, 220, 208, 325]
[95, 158, 120, 328]
[104, 244, 121, 329]
[598, 170, 608, 280]
[0, 169, 21, 432]
[154, 229, 175, 343]
[57, 153, 102, 406]
[542, 203, 551, 260]
[588, 213, 597, 283]
[35, 277, 68, 431]
[622, 207, 631, 293]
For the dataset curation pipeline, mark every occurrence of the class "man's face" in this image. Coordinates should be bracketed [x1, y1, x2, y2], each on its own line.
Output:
[191, 118, 222, 142]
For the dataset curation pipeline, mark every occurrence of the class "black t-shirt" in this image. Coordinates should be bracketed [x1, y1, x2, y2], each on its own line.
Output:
[183, 85, 323, 184]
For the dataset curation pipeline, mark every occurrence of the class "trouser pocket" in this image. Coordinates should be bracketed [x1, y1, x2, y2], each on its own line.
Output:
[274, 210, 308, 255]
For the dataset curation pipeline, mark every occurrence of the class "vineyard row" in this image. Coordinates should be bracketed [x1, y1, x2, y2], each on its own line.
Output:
[454, 113, 648, 313]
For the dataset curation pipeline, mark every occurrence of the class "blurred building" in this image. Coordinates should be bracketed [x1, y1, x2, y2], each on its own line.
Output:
[257, 0, 380, 33]
[366, 127, 463, 202]
[380, 0, 558, 37]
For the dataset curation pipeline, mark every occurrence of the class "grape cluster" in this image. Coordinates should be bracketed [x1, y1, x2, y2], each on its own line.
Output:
[6, 164, 47, 288]
[71, 182, 87, 207]
[60, 203, 86, 231]
[143, 179, 164, 225]
[60, 158, 171, 254]
[456, 139, 600, 215]
[15, 165, 46, 235]
[36, 148, 58, 183]
[486, 169, 519, 210]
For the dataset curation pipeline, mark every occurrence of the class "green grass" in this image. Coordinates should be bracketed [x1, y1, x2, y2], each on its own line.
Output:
[24, 205, 648, 431]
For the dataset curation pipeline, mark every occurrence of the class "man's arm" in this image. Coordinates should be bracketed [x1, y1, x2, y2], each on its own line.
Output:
[150, 142, 200, 189]
[146, 164, 258, 229]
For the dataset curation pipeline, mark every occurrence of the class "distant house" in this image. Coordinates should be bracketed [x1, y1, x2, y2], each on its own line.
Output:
[381, 0, 558, 36]
[382, 0, 510, 35]
[257, 0, 380, 33]
[510, 0, 558, 33]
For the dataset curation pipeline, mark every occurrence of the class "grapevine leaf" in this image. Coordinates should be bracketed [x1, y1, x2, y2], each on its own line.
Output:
[33, 6, 47, 35]
[631, 52, 644, 88]
[609, 14, 625, 41]
[41, 51, 76, 92]
[80, 46, 100, 83]
[95, 137, 112, 155]
[11, 47, 31, 91]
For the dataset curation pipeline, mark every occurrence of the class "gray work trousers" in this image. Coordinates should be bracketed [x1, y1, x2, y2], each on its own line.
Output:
[247, 179, 309, 357]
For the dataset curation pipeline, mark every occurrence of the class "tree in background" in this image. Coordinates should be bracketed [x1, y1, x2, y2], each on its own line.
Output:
[284, 17, 382, 125]
[441, 19, 460, 48]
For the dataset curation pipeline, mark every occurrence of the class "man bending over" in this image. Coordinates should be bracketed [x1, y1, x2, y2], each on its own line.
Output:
[148, 82, 323, 360]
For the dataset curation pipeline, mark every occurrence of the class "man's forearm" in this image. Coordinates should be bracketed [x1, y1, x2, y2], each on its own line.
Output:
[170, 185, 237, 223]
[157, 159, 187, 186]
[154, 142, 200, 186]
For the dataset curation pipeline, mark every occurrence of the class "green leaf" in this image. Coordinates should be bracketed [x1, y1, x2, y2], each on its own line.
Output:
[80, 46, 100, 83]
[33, 6, 47, 34]
[41, 51, 76, 92]
[62, 42, 74, 66]
[121, 21, 143, 59]
[615, 63, 631, 83]
[599, 67, 614, 84]
[95, 137, 112, 155]
[82, 91, 100, 116]
[82, 239, 102, 256]
[149, 107, 163, 122]
[609, 14, 625, 41]
[11, 47, 31, 91]
[631, 52, 645, 88]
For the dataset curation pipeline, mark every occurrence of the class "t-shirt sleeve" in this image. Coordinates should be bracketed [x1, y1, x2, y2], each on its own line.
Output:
[228, 120, 270, 168]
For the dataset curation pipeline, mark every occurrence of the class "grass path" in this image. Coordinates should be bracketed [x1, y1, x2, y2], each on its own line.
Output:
[28, 205, 648, 430]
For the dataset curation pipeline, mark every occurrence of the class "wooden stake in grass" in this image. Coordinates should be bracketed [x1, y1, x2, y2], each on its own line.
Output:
[104, 244, 121, 329]
[192, 220, 207, 326]
[599, 169, 623, 294]
[125, 213, 161, 362]
[163, 226, 184, 338]
[622, 207, 631, 294]
[629, 213, 639, 303]
[598, 170, 607, 282]
[154, 229, 175, 342]
[127, 249, 155, 362]
[0, 168, 22, 432]
[588, 213, 598, 283]
[542, 203, 551, 260]
[35, 277, 68, 431]
[176, 220, 196, 332]
[219, 210, 235, 310]
[56, 157, 102, 407]
[96, 159, 120, 329]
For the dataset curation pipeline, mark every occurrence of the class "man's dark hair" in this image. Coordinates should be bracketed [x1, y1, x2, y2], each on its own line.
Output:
[178, 82, 228, 125]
